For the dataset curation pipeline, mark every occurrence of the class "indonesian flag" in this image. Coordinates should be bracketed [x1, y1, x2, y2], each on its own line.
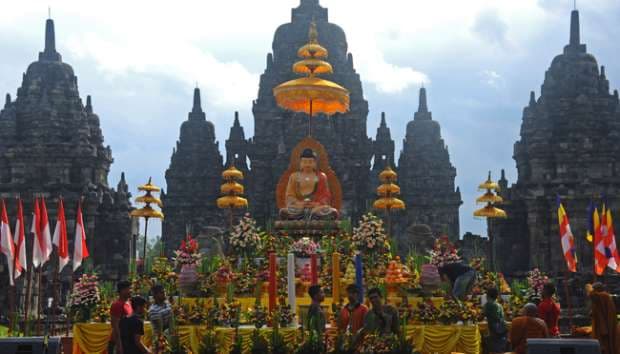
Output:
[13, 198, 26, 280]
[603, 209, 620, 273]
[0, 200, 19, 285]
[73, 201, 89, 271]
[31, 198, 52, 268]
[52, 199, 69, 272]
[557, 197, 577, 272]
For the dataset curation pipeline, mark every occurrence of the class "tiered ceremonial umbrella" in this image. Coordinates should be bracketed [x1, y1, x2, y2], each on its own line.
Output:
[217, 165, 248, 229]
[474, 171, 506, 270]
[273, 21, 350, 136]
[130, 177, 164, 273]
[373, 166, 405, 236]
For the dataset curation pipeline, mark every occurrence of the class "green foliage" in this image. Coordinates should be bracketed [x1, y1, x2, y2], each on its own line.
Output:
[270, 325, 290, 354]
[198, 330, 218, 354]
[295, 330, 325, 354]
[250, 329, 269, 354]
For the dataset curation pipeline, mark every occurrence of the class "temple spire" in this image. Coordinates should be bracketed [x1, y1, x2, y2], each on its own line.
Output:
[4, 93, 10, 108]
[529, 91, 536, 106]
[569, 10, 580, 46]
[418, 87, 428, 113]
[39, 18, 62, 61]
[380, 112, 387, 127]
[233, 111, 240, 127]
[85, 95, 93, 113]
[192, 87, 202, 113]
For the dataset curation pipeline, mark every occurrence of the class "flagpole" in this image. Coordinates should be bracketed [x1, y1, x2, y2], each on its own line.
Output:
[36, 266, 42, 336]
[563, 269, 574, 329]
[23, 260, 32, 333]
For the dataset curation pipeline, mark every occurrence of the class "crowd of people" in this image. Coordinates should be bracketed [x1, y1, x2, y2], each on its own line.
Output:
[482, 282, 618, 354]
[104, 276, 617, 354]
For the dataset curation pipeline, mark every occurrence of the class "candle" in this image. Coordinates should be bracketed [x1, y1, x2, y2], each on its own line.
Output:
[268, 252, 277, 313]
[310, 253, 318, 285]
[332, 252, 341, 303]
[287, 253, 297, 325]
[355, 253, 363, 302]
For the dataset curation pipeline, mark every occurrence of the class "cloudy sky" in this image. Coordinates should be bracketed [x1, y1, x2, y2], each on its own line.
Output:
[1, 0, 618, 239]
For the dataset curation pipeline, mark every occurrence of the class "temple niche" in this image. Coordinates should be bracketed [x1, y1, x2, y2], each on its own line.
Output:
[490, 10, 620, 274]
[0, 19, 133, 283]
[161, 0, 461, 252]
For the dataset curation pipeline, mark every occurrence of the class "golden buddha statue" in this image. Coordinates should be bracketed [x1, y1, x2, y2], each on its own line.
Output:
[279, 148, 339, 220]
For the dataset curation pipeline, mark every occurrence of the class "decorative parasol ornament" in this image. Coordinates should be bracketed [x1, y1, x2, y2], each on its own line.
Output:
[273, 21, 350, 136]
[217, 165, 248, 228]
[130, 177, 164, 273]
[473, 171, 506, 219]
[374, 165, 406, 236]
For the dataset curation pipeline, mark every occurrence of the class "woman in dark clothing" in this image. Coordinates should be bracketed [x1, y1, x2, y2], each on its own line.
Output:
[438, 262, 476, 300]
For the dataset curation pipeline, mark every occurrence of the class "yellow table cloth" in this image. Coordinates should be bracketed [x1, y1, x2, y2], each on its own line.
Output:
[72, 322, 480, 354]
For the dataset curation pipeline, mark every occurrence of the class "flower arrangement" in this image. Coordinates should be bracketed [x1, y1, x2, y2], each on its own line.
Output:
[229, 213, 262, 258]
[460, 301, 483, 323]
[428, 235, 461, 267]
[247, 299, 269, 328]
[352, 213, 389, 254]
[69, 274, 101, 322]
[219, 300, 241, 327]
[152, 257, 178, 295]
[291, 237, 319, 257]
[438, 298, 462, 324]
[525, 268, 549, 303]
[412, 299, 440, 324]
[214, 263, 235, 285]
[357, 333, 398, 354]
[275, 297, 295, 327]
[173, 235, 202, 268]
[233, 268, 256, 296]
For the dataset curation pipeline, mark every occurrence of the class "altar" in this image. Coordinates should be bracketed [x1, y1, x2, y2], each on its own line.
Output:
[72, 322, 481, 354]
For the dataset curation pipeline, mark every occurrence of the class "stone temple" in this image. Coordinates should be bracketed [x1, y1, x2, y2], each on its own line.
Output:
[490, 10, 620, 274]
[162, 0, 462, 251]
[0, 19, 133, 283]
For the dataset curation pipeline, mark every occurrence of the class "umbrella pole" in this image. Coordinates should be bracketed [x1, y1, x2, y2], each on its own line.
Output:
[308, 99, 313, 137]
[142, 217, 150, 274]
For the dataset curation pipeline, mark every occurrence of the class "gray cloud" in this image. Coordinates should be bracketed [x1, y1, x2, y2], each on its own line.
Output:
[472, 9, 508, 46]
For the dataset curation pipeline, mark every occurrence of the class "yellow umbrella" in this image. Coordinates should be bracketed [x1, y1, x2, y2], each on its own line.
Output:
[378, 166, 398, 183]
[130, 205, 164, 219]
[138, 177, 161, 192]
[478, 171, 500, 191]
[273, 21, 350, 136]
[134, 194, 163, 207]
[222, 166, 244, 181]
[474, 204, 507, 218]
[476, 191, 503, 204]
[377, 183, 401, 197]
[220, 181, 245, 195]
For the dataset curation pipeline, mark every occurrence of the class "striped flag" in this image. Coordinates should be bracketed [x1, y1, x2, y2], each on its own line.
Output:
[593, 205, 607, 275]
[557, 197, 577, 272]
[586, 201, 595, 243]
[72, 201, 89, 271]
[603, 208, 620, 273]
[32, 197, 52, 268]
[13, 198, 26, 280]
[0, 200, 20, 285]
[595, 203, 610, 275]
[52, 198, 69, 272]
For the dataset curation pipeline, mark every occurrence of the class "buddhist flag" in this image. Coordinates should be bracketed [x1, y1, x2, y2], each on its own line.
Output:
[31, 197, 52, 269]
[603, 208, 620, 273]
[586, 201, 595, 243]
[0, 200, 19, 285]
[52, 198, 69, 272]
[13, 198, 26, 280]
[73, 201, 89, 271]
[593, 205, 607, 275]
[557, 197, 577, 272]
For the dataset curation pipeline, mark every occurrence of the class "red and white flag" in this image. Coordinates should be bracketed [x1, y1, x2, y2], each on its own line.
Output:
[31, 197, 52, 268]
[73, 201, 89, 271]
[557, 197, 577, 272]
[603, 208, 620, 273]
[13, 198, 27, 280]
[52, 198, 69, 273]
[0, 200, 20, 285]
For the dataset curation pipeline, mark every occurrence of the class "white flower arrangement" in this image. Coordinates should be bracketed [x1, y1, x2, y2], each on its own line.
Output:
[229, 213, 262, 256]
[352, 213, 389, 254]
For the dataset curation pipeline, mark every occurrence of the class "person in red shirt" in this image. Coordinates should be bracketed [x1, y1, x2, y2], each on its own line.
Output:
[537, 283, 560, 336]
[109, 280, 133, 354]
[338, 284, 368, 334]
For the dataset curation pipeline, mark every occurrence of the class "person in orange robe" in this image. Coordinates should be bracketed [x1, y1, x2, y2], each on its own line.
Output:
[509, 303, 549, 354]
[588, 282, 618, 354]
